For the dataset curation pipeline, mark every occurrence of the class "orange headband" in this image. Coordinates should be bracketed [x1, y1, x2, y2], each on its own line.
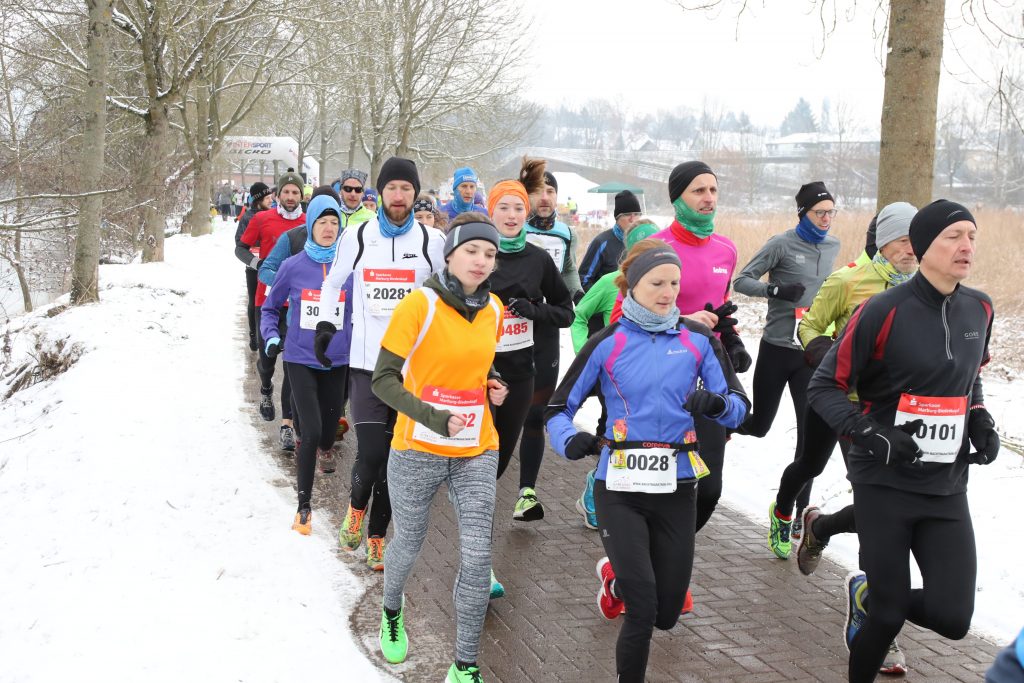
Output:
[487, 180, 530, 217]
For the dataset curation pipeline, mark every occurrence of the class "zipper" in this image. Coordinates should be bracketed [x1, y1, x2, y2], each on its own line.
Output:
[941, 297, 953, 360]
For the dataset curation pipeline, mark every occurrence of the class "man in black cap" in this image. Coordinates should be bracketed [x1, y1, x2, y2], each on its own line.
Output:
[578, 189, 642, 293]
[234, 181, 274, 350]
[808, 199, 998, 682]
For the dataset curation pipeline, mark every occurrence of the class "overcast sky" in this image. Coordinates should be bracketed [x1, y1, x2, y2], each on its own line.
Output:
[519, 0, 1007, 132]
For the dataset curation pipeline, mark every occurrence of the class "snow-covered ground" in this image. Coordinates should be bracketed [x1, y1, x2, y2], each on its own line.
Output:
[0, 220, 387, 683]
[1, 218, 1019, 683]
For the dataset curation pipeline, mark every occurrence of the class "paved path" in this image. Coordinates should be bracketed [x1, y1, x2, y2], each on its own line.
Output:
[241, 337, 1002, 682]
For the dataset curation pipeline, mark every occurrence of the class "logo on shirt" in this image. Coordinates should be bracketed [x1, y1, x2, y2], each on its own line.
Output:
[964, 331, 980, 340]
[794, 254, 805, 263]
[713, 266, 728, 274]
[402, 253, 417, 259]
[667, 348, 686, 356]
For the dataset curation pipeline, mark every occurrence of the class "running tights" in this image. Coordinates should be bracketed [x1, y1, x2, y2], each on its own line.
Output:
[775, 404, 838, 516]
[519, 328, 559, 490]
[694, 414, 727, 532]
[494, 376, 535, 480]
[286, 363, 347, 509]
[245, 268, 258, 342]
[254, 307, 292, 420]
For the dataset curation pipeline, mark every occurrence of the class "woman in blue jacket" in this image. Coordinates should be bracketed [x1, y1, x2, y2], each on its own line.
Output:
[545, 238, 749, 683]
[261, 194, 353, 535]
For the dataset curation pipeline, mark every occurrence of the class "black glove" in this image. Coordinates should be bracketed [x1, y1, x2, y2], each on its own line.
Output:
[265, 337, 282, 359]
[704, 301, 738, 334]
[507, 297, 538, 320]
[565, 432, 601, 461]
[685, 389, 727, 417]
[851, 417, 924, 466]
[720, 331, 752, 373]
[803, 336, 833, 368]
[314, 321, 337, 368]
[767, 282, 806, 302]
[967, 408, 1000, 465]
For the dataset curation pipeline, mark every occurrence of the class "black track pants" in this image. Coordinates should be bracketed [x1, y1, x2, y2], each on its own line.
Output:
[287, 363, 347, 509]
[494, 376, 535, 481]
[255, 307, 292, 420]
[245, 268, 258, 341]
[775, 404, 838, 516]
[519, 327, 559, 490]
[348, 369, 396, 538]
[595, 479, 696, 683]
[694, 414, 727, 532]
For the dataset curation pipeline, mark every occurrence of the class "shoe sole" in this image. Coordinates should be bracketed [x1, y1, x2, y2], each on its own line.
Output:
[594, 558, 623, 620]
[513, 503, 544, 522]
[575, 498, 598, 530]
[844, 571, 865, 652]
[320, 464, 336, 473]
[768, 502, 791, 560]
[879, 664, 908, 675]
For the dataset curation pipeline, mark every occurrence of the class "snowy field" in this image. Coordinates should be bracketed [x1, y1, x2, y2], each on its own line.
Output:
[0, 219, 1020, 682]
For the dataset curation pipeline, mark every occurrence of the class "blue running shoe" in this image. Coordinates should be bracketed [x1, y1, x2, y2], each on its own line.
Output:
[844, 571, 869, 651]
[489, 569, 505, 600]
[576, 468, 598, 530]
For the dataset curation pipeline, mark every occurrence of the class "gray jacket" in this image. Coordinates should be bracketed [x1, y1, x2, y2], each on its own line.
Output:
[733, 228, 841, 349]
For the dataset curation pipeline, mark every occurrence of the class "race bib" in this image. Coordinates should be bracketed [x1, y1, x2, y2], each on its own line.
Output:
[793, 307, 808, 345]
[412, 386, 485, 448]
[299, 288, 345, 330]
[526, 234, 565, 270]
[496, 308, 533, 352]
[606, 446, 677, 493]
[895, 394, 967, 463]
[363, 269, 415, 316]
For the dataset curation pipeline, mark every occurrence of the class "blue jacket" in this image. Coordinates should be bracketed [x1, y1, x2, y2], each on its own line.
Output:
[545, 317, 749, 482]
[443, 200, 488, 220]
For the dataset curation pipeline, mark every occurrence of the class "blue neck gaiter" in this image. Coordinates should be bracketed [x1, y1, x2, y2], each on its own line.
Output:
[612, 224, 625, 242]
[378, 205, 415, 239]
[450, 191, 473, 214]
[304, 238, 336, 264]
[795, 214, 829, 244]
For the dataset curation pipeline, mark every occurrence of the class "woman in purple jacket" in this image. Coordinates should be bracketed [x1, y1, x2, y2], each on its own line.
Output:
[262, 194, 352, 535]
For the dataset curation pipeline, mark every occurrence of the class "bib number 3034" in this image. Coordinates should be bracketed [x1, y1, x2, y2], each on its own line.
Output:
[300, 289, 345, 330]
[605, 447, 677, 493]
[895, 393, 967, 464]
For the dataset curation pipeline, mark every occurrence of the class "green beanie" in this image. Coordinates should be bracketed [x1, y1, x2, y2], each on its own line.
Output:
[624, 222, 661, 251]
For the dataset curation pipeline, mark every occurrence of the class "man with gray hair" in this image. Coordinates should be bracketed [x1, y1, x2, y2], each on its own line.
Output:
[333, 169, 376, 229]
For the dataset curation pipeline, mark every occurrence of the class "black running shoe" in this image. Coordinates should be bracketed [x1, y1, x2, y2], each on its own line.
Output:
[259, 385, 275, 421]
[279, 425, 296, 451]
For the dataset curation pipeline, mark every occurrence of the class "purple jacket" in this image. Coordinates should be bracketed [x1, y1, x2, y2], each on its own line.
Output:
[261, 252, 353, 368]
[443, 201, 489, 220]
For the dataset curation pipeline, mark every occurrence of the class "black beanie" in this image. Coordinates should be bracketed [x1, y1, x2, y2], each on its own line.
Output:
[614, 190, 641, 218]
[795, 181, 835, 218]
[248, 182, 271, 204]
[668, 161, 715, 203]
[909, 199, 976, 259]
[376, 157, 421, 198]
[543, 171, 558, 193]
[310, 184, 341, 204]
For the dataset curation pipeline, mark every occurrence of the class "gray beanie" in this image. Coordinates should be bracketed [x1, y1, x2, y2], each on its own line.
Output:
[875, 202, 917, 249]
[340, 169, 368, 185]
[443, 221, 501, 258]
[625, 247, 681, 290]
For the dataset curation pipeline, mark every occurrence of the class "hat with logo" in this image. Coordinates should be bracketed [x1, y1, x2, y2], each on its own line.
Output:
[277, 168, 305, 196]
[795, 181, 834, 218]
[909, 199, 976, 259]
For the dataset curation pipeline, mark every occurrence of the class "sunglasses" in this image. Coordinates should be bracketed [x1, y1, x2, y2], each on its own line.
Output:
[342, 185, 364, 194]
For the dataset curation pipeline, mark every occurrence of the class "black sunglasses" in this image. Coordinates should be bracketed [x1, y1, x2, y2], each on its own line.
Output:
[342, 185, 364, 193]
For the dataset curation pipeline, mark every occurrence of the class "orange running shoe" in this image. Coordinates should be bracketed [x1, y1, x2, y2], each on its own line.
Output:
[681, 589, 693, 615]
[366, 536, 385, 571]
[292, 507, 312, 535]
[336, 417, 350, 441]
[339, 504, 366, 550]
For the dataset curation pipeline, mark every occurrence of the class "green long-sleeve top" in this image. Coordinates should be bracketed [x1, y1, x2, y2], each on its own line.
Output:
[570, 271, 619, 353]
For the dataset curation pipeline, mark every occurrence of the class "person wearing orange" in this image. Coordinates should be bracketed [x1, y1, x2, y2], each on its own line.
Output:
[371, 218, 509, 683]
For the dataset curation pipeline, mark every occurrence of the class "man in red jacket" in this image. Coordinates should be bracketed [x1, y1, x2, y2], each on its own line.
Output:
[239, 169, 306, 449]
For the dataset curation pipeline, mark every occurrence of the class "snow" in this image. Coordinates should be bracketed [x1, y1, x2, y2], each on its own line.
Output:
[564, 305, 1024, 644]
[0, 219, 387, 683]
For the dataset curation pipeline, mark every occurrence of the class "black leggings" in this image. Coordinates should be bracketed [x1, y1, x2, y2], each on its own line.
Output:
[245, 268, 258, 341]
[348, 369, 396, 538]
[595, 479, 696, 683]
[494, 376, 535, 480]
[519, 328, 559, 490]
[255, 307, 293, 420]
[694, 414, 728, 532]
[775, 403, 838, 516]
[287, 363, 347, 509]
[849, 484, 975, 682]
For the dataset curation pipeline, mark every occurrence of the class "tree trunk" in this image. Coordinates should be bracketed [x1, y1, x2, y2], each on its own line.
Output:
[876, 0, 945, 211]
[139, 103, 169, 262]
[347, 98, 361, 168]
[0, 32, 33, 311]
[318, 90, 329, 182]
[71, 0, 111, 305]
[187, 72, 213, 236]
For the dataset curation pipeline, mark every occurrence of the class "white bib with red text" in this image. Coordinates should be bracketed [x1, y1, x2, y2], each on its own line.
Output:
[606, 447, 677, 493]
[363, 269, 415, 316]
[895, 394, 967, 463]
[793, 306, 809, 345]
[412, 386, 485, 447]
[299, 288, 345, 330]
[496, 308, 533, 352]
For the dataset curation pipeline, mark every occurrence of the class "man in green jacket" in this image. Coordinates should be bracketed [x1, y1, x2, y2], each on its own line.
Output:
[334, 169, 376, 229]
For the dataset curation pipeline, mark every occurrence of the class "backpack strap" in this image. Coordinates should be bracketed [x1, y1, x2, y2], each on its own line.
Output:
[351, 220, 370, 270]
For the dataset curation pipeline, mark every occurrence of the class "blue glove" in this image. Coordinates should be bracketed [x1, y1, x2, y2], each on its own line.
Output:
[265, 337, 282, 358]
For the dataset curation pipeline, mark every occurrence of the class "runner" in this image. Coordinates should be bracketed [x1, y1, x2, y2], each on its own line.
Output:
[578, 190, 641, 293]
[234, 181, 273, 351]
[808, 200, 997, 682]
[732, 181, 841, 535]
[413, 195, 437, 228]
[651, 161, 751, 532]
[371, 219, 508, 683]
[238, 170, 306, 450]
[546, 239, 748, 683]
[443, 166, 488, 220]
[486, 161, 573, 590]
[334, 169, 375, 229]
[317, 157, 445, 571]
[514, 161, 583, 522]
[259, 193, 351, 534]
[362, 187, 378, 212]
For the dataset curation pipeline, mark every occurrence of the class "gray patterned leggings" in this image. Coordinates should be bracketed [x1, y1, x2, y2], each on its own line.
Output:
[382, 447, 498, 663]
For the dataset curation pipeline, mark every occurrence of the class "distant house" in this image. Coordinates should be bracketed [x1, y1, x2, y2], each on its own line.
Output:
[765, 133, 880, 158]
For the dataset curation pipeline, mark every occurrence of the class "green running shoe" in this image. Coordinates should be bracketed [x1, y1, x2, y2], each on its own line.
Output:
[513, 487, 544, 521]
[446, 662, 484, 682]
[768, 501, 793, 559]
[379, 602, 408, 664]
[489, 569, 505, 600]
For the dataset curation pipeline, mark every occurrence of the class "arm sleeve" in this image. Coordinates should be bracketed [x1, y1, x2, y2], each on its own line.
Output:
[234, 210, 258, 267]
[971, 296, 995, 405]
[578, 236, 606, 292]
[544, 333, 607, 458]
[570, 289, 600, 353]
[234, 211, 250, 247]
[371, 348, 451, 435]
[319, 227, 357, 318]
[807, 301, 883, 435]
[696, 333, 750, 428]
[238, 212, 262, 264]
[427, 230, 446, 275]
[533, 257, 575, 327]
[799, 270, 846, 347]
[732, 239, 779, 298]
[258, 236, 291, 286]
[259, 259, 291, 341]
[562, 229, 583, 298]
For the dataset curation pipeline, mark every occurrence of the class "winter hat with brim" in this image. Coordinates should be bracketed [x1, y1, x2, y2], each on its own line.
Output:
[668, 161, 715, 203]
[277, 169, 305, 195]
[249, 182, 272, 204]
[795, 181, 835, 218]
[453, 167, 479, 189]
[625, 245, 681, 290]
[614, 190, 642, 218]
[624, 222, 660, 252]
[874, 201, 917, 249]
[443, 221, 501, 258]
[909, 199, 976, 259]
[376, 157, 421, 198]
